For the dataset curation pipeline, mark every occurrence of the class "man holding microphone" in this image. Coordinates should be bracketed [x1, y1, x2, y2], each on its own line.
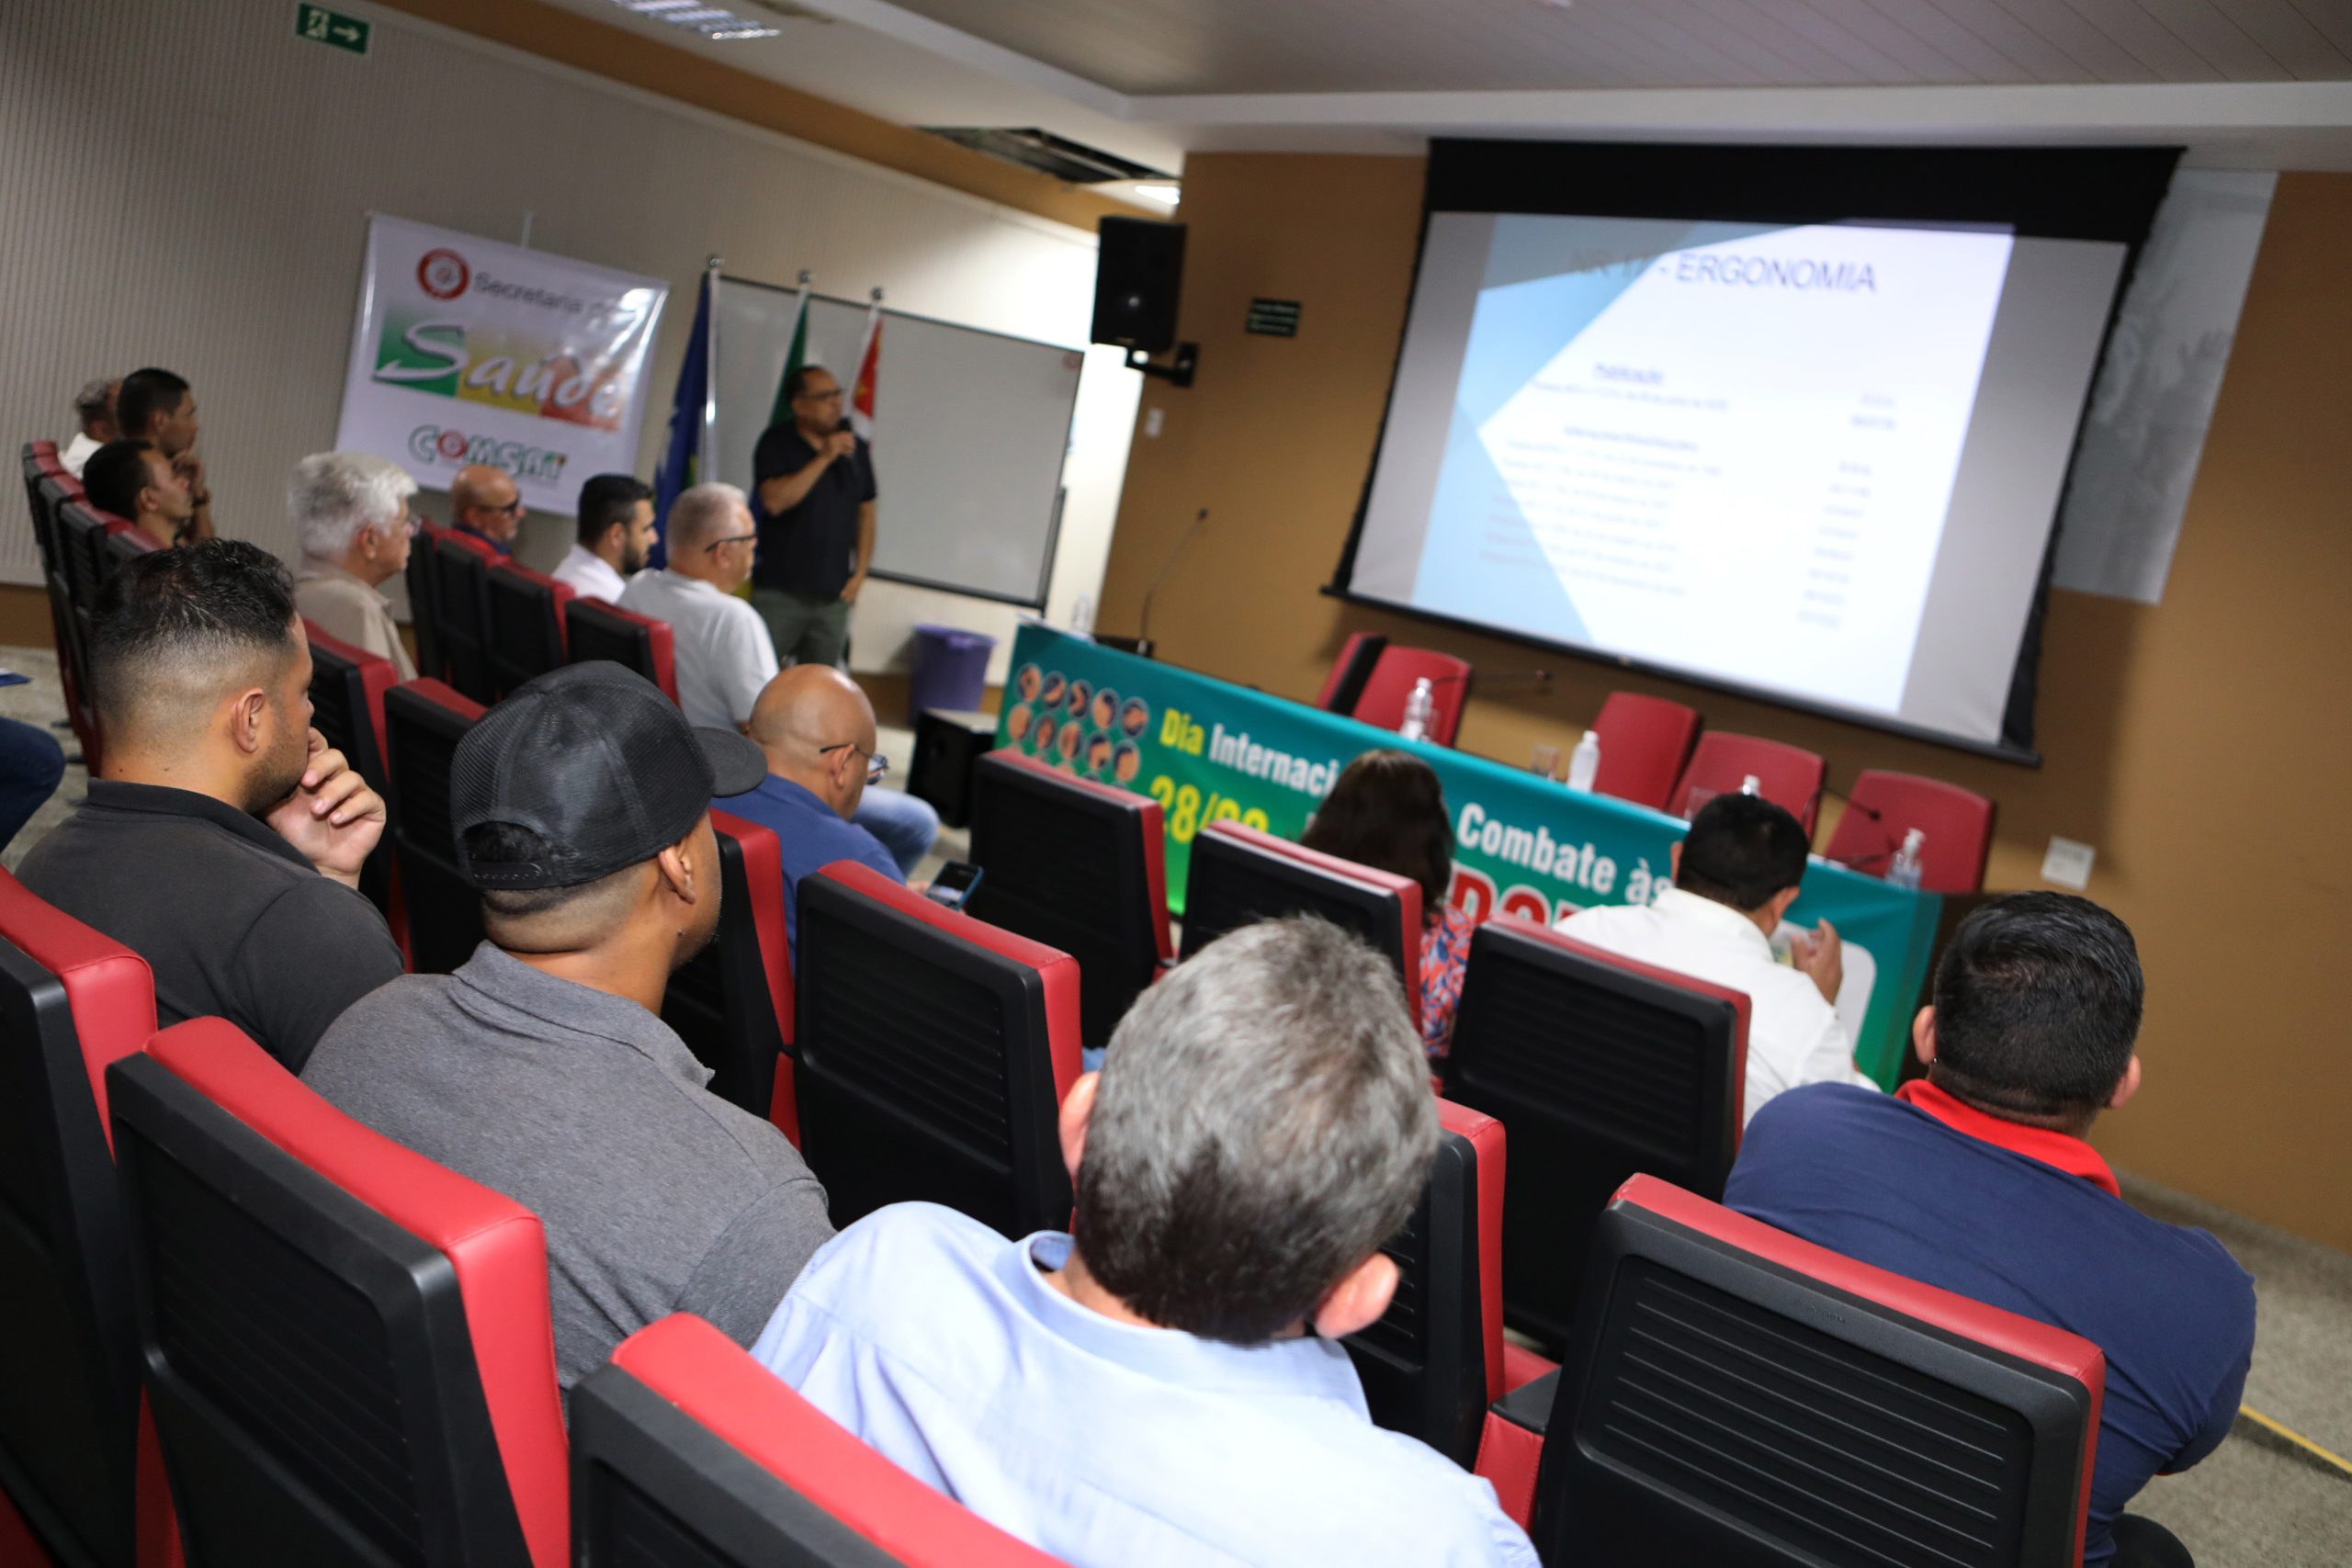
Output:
[751, 365, 875, 669]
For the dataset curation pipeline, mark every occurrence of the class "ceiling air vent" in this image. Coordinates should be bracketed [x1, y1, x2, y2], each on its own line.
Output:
[922, 128, 1170, 186]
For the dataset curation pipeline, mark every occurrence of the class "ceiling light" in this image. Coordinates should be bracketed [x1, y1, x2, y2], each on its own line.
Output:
[606, 0, 788, 40]
[1133, 184, 1182, 208]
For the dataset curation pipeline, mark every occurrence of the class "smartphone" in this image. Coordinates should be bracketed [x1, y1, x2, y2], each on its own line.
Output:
[925, 861, 984, 910]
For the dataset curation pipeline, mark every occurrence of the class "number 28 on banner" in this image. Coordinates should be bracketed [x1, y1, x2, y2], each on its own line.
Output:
[1147, 777, 1270, 844]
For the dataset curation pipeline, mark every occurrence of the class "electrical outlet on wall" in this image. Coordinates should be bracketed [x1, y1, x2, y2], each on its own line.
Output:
[2041, 836, 2096, 890]
[1144, 406, 1165, 437]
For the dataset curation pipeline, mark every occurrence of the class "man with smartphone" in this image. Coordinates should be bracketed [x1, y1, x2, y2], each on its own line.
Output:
[724, 663, 907, 966]
[751, 364, 875, 670]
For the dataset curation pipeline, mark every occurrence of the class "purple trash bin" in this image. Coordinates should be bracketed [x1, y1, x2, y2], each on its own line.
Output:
[907, 624, 997, 723]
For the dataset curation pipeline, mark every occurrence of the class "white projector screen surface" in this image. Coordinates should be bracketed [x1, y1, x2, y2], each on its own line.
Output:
[1350, 213, 2126, 748]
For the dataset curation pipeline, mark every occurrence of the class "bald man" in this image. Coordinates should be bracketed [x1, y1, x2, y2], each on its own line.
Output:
[449, 463, 523, 556]
[718, 664, 901, 965]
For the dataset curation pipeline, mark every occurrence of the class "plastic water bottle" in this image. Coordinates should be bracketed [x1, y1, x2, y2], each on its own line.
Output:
[1565, 728, 1602, 793]
[1739, 773, 1761, 795]
[1069, 593, 1095, 636]
[1887, 828, 1927, 890]
[1398, 678, 1435, 743]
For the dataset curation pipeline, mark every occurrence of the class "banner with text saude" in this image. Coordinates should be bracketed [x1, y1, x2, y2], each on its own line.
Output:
[335, 216, 669, 515]
[997, 624, 1940, 1086]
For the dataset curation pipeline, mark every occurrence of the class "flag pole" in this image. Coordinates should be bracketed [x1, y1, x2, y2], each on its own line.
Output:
[700, 255, 722, 485]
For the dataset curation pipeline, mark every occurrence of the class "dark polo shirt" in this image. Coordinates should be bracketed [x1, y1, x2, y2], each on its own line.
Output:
[751, 423, 875, 600]
[16, 780, 404, 1071]
[302, 942, 834, 1389]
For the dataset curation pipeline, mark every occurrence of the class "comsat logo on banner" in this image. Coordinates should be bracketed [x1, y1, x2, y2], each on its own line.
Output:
[406, 425, 571, 483]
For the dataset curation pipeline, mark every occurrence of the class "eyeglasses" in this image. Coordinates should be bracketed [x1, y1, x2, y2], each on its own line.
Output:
[820, 742, 889, 784]
[704, 532, 759, 552]
[794, 388, 844, 403]
[484, 497, 526, 517]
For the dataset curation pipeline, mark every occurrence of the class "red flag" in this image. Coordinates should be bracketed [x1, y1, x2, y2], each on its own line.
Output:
[849, 304, 882, 442]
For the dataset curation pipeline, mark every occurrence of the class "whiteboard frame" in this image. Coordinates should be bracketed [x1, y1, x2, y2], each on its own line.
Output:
[719, 275, 1081, 610]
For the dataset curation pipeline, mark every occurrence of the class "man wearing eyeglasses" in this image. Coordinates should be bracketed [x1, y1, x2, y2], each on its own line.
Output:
[618, 483, 778, 734]
[449, 463, 526, 557]
[726, 663, 904, 965]
[750, 365, 875, 671]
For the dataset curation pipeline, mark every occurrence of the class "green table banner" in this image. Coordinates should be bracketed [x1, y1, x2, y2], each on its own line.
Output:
[996, 624, 1940, 1088]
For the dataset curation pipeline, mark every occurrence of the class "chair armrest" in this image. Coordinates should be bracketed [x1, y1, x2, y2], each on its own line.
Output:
[1491, 1367, 1561, 1438]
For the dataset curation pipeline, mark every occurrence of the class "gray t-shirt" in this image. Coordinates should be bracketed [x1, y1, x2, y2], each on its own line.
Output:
[303, 942, 832, 1389]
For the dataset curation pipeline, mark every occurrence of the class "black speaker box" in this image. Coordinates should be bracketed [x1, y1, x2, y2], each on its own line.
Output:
[1091, 218, 1186, 354]
[908, 708, 1001, 829]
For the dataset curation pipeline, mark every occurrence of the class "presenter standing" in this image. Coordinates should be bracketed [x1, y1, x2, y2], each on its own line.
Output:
[751, 365, 875, 669]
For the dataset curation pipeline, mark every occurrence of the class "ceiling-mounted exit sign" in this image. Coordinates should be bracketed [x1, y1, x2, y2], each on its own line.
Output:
[295, 4, 370, 54]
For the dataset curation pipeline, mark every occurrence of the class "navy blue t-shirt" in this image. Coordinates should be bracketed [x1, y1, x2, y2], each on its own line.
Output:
[717, 773, 899, 968]
[1725, 1082, 2255, 1567]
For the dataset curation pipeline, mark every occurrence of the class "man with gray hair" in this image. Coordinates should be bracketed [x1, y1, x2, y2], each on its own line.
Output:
[751, 917, 1539, 1567]
[60, 376, 119, 476]
[289, 452, 420, 679]
[617, 481, 776, 731]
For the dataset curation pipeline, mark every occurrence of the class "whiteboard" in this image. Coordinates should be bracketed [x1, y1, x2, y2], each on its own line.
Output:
[711, 277, 1084, 606]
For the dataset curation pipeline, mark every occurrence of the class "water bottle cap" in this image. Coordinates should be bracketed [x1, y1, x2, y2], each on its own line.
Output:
[1740, 774, 1761, 795]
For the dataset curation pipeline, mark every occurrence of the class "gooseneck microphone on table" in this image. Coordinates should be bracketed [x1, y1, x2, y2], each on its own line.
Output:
[1102, 507, 1208, 660]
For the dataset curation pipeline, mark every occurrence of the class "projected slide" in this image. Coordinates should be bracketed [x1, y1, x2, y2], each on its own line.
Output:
[1407, 217, 2013, 715]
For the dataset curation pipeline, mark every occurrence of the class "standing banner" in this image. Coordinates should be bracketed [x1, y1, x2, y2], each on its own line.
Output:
[999, 624, 1942, 1088]
[335, 215, 669, 515]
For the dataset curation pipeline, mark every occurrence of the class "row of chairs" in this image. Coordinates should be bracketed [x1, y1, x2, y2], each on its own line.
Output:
[17, 441, 163, 774]
[402, 522, 678, 707]
[1315, 631, 1996, 892]
[0, 852, 2107, 1566]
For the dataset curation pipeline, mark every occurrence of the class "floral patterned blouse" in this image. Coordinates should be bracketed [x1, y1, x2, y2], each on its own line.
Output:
[1419, 904, 1477, 1059]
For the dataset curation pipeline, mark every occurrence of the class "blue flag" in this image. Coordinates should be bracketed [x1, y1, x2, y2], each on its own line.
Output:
[650, 270, 712, 569]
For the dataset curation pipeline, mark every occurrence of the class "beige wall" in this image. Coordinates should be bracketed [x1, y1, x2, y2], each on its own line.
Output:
[1102, 153, 2352, 1253]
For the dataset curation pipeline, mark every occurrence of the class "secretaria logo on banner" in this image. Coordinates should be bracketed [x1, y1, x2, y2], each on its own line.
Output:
[371, 243, 650, 432]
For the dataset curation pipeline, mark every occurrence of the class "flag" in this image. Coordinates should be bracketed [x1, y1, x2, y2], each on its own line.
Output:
[650, 268, 712, 568]
[764, 283, 811, 428]
[848, 300, 882, 442]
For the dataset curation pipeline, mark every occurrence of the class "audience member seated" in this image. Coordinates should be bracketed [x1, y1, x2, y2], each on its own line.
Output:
[1558, 792, 1869, 1124]
[751, 916, 1537, 1568]
[618, 481, 775, 731]
[725, 664, 899, 965]
[60, 374, 119, 477]
[17, 541, 400, 1069]
[288, 451, 419, 680]
[302, 662, 833, 1389]
[448, 461, 524, 555]
[1302, 748, 1475, 1058]
[80, 437, 195, 547]
[0, 716, 65, 852]
[115, 367, 212, 543]
[1726, 893, 2254, 1568]
[555, 472, 656, 603]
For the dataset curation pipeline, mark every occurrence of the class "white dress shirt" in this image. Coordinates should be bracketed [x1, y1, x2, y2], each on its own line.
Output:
[551, 542, 629, 604]
[1557, 886, 1871, 1126]
[60, 432, 101, 478]
[616, 569, 776, 730]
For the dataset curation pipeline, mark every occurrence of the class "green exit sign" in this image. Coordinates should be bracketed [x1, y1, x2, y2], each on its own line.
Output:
[295, 4, 370, 54]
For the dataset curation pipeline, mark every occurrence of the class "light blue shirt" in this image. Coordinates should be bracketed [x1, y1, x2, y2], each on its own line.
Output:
[752, 1203, 1538, 1568]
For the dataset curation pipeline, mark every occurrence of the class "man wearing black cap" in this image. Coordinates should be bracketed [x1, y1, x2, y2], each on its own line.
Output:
[302, 663, 834, 1389]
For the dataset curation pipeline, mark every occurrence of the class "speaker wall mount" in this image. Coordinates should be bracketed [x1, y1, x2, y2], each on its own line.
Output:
[1124, 343, 1198, 389]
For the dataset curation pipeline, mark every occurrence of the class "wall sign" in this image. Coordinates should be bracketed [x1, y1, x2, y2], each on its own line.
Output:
[295, 4, 370, 54]
[1245, 299, 1302, 337]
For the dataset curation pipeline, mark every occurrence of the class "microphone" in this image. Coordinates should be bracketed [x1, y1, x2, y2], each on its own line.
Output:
[1826, 795, 1895, 870]
[1421, 669, 1553, 693]
[1128, 507, 1208, 660]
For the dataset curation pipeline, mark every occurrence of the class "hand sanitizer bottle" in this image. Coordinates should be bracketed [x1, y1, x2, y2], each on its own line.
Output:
[1565, 728, 1602, 793]
[1739, 773, 1761, 795]
[1398, 678, 1435, 743]
[1888, 828, 1927, 890]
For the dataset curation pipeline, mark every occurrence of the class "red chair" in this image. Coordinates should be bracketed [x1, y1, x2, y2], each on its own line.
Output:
[1491, 1177, 2104, 1566]
[1351, 645, 1473, 747]
[966, 750, 1172, 1060]
[486, 559, 577, 697]
[108, 1020, 569, 1568]
[0, 871, 177, 1568]
[662, 809, 798, 1142]
[1316, 630, 1389, 713]
[1668, 731, 1827, 836]
[566, 598, 680, 706]
[1180, 820, 1423, 1030]
[1823, 769, 1996, 893]
[571, 1314, 1062, 1567]
[792, 861, 1081, 1237]
[1442, 918, 1749, 1349]
[384, 678, 489, 975]
[1586, 692, 1700, 811]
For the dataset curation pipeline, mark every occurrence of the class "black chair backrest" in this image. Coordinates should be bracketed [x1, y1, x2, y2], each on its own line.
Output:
[107, 1046, 535, 1568]
[1442, 918, 1748, 1348]
[58, 502, 112, 616]
[1177, 822, 1416, 987]
[406, 532, 444, 683]
[485, 565, 568, 698]
[1529, 1179, 2103, 1568]
[793, 864, 1075, 1237]
[965, 751, 1167, 1058]
[0, 937, 142, 1568]
[307, 632, 397, 923]
[105, 529, 154, 571]
[431, 535, 497, 704]
[1343, 1108, 1488, 1469]
[563, 598, 671, 699]
[385, 681, 486, 976]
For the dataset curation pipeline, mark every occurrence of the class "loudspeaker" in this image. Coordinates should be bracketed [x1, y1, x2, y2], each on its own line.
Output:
[908, 708, 1000, 829]
[1091, 218, 1186, 354]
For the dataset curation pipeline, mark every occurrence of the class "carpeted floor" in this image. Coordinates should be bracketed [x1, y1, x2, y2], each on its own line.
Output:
[12, 654, 2348, 1564]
